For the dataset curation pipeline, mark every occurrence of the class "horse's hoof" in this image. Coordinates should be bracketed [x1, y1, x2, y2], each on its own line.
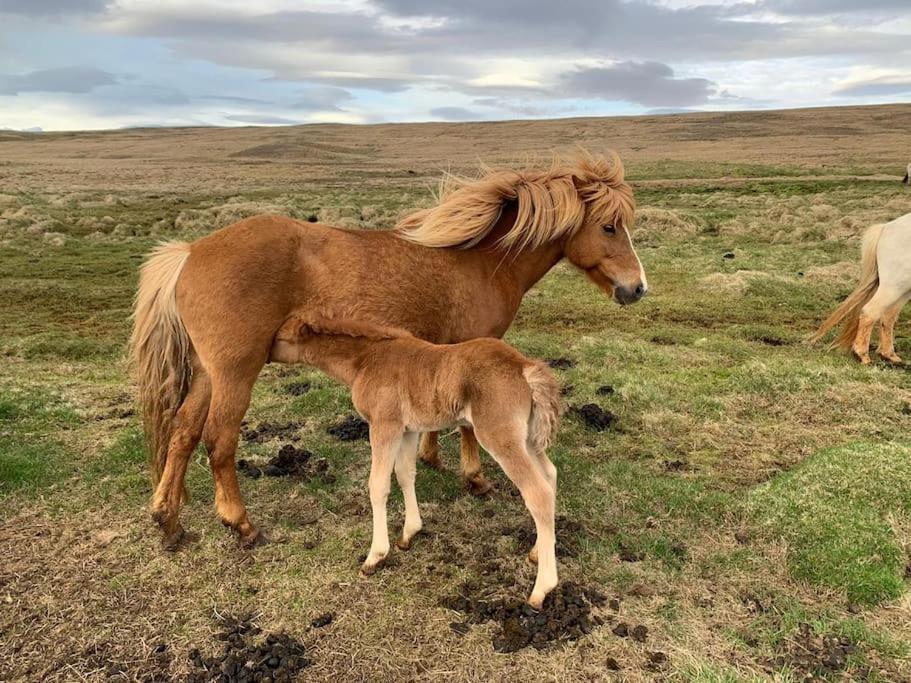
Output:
[465, 474, 493, 497]
[852, 349, 872, 365]
[881, 354, 904, 366]
[161, 526, 185, 552]
[240, 529, 267, 549]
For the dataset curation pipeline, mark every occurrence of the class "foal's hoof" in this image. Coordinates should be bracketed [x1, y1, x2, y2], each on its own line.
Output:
[881, 353, 904, 366]
[396, 530, 422, 551]
[239, 529, 267, 549]
[465, 474, 493, 497]
[359, 557, 386, 577]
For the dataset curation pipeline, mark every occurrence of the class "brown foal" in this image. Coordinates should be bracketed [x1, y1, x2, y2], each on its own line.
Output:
[270, 316, 564, 608]
[130, 152, 646, 549]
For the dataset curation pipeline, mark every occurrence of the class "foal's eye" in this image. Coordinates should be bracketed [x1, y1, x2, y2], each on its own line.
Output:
[602, 224, 616, 235]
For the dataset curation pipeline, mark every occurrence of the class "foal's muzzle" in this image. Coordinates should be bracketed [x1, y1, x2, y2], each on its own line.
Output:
[614, 282, 647, 306]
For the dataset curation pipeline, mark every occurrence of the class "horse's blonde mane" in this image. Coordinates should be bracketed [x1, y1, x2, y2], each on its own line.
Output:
[395, 150, 634, 251]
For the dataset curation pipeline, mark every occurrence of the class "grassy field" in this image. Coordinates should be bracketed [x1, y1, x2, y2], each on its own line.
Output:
[2, 104, 911, 681]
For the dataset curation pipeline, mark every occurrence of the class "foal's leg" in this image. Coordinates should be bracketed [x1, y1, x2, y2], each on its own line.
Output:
[526, 447, 557, 565]
[151, 366, 211, 550]
[460, 427, 493, 496]
[878, 297, 908, 364]
[853, 286, 904, 364]
[394, 432, 422, 551]
[203, 368, 261, 547]
[476, 421, 557, 609]
[418, 431, 443, 470]
[361, 424, 403, 576]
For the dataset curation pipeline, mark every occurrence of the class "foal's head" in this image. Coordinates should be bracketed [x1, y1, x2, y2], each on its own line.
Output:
[562, 153, 646, 305]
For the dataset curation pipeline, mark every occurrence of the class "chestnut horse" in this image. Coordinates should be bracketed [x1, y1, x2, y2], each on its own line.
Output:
[130, 152, 647, 549]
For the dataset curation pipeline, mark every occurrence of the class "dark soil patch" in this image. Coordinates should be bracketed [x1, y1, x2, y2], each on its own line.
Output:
[571, 404, 616, 431]
[241, 421, 302, 444]
[771, 623, 857, 680]
[753, 334, 787, 347]
[560, 384, 575, 396]
[187, 613, 311, 682]
[284, 381, 311, 396]
[441, 581, 607, 653]
[546, 357, 575, 370]
[596, 384, 614, 396]
[500, 516, 588, 558]
[327, 415, 369, 441]
[310, 612, 334, 629]
[237, 445, 334, 484]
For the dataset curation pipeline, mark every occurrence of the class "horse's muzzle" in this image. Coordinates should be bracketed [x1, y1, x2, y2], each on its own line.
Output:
[615, 282, 647, 306]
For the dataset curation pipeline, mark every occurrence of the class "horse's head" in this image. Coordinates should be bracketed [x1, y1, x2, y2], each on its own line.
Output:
[563, 153, 647, 306]
[395, 150, 647, 305]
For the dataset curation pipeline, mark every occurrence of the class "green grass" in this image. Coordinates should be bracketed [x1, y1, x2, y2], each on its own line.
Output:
[751, 442, 911, 605]
[2, 164, 911, 679]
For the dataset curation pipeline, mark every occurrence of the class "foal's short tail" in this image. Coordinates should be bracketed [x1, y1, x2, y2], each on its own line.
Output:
[524, 363, 564, 453]
[808, 223, 885, 350]
[128, 241, 193, 486]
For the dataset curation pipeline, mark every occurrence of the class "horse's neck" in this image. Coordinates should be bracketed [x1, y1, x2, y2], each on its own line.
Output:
[490, 241, 565, 293]
[297, 335, 376, 386]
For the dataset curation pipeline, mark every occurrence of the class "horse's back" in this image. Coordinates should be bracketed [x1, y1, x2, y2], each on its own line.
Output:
[176, 215, 317, 367]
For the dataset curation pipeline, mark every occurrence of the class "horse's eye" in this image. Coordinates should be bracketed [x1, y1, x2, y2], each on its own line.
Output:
[603, 224, 616, 235]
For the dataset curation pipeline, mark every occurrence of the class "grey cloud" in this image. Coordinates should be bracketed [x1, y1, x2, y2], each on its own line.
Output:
[834, 78, 911, 97]
[0, 67, 117, 95]
[429, 106, 481, 121]
[761, 0, 910, 14]
[561, 62, 715, 107]
[105, 2, 911, 98]
[0, 0, 108, 15]
[290, 87, 353, 112]
[224, 114, 301, 125]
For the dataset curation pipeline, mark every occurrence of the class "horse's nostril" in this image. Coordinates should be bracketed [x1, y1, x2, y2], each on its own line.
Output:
[635, 283, 646, 298]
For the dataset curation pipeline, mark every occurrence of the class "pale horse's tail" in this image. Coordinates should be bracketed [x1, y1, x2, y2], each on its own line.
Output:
[808, 223, 885, 349]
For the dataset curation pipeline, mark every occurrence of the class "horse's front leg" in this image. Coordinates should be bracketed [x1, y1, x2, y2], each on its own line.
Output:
[460, 427, 492, 496]
[418, 431, 444, 470]
[360, 424, 402, 576]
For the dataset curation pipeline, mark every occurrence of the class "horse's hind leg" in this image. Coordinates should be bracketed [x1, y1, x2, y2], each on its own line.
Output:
[878, 297, 909, 364]
[394, 432, 422, 550]
[526, 447, 557, 565]
[151, 364, 211, 550]
[203, 367, 261, 547]
[854, 286, 904, 364]
[475, 419, 557, 609]
[459, 427, 492, 496]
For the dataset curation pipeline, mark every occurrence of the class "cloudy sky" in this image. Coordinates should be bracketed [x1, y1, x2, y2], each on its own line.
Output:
[1, 0, 909, 130]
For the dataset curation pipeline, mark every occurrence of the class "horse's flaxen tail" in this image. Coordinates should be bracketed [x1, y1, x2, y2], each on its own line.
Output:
[808, 223, 885, 349]
[128, 241, 193, 487]
[523, 363, 564, 454]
